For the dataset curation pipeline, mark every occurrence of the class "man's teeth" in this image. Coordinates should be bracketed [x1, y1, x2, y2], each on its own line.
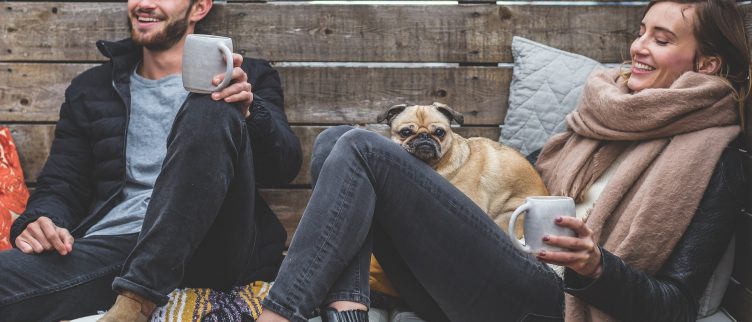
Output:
[634, 62, 655, 71]
[138, 17, 160, 22]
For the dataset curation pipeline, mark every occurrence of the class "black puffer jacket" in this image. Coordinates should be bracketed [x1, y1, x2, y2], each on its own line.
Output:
[563, 139, 747, 321]
[10, 38, 302, 280]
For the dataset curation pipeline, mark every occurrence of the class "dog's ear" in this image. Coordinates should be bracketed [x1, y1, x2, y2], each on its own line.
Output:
[432, 102, 464, 125]
[377, 104, 408, 125]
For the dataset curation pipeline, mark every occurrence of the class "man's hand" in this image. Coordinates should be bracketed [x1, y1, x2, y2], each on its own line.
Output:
[15, 216, 74, 255]
[211, 53, 253, 118]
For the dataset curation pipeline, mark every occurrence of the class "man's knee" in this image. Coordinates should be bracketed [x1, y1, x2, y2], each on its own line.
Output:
[172, 94, 246, 143]
[179, 94, 246, 129]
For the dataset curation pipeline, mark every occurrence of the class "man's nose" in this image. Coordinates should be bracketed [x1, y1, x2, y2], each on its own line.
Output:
[135, 0, 158, 9]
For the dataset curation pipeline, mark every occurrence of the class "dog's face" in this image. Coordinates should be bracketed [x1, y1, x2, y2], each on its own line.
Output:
[377, 103, 464, 165]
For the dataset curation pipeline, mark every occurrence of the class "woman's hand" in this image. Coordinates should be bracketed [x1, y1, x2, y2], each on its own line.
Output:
[536, 216, 603, 278]
[211, 53, 253, 118]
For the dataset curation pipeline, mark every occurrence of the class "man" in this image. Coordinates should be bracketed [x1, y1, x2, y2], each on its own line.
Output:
[0, 0, 301, 321]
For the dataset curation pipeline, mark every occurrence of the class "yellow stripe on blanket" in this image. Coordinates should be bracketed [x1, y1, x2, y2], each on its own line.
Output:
[150, 281, 273, 322]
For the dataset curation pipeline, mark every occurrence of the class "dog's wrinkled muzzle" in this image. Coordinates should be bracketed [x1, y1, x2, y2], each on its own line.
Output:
[408, 137, 440, 162]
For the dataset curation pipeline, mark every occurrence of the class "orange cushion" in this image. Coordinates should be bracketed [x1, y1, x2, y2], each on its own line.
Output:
[0, 127, 29, 250]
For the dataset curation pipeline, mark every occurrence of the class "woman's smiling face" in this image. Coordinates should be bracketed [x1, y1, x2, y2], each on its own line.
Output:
[628, 2, 700, 92]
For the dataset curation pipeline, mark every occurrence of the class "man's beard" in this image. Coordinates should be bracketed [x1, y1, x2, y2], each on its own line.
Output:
[128, 10, 191, 52]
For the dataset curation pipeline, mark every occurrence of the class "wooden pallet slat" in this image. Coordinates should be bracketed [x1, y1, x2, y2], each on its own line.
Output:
[1, 2, 641, 62]
[0, 63, 509, 125]
[258, 188, 310, 245]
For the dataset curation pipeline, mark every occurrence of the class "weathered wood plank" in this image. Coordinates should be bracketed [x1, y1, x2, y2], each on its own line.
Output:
[258, 188, 310, 246]
[1, 3, 641, 62]
[7, 124, 54, 186]
[0, 63, 78, 122]
[0, 63, 509, 125]
[282, 66, 508, 125]
[8, 124, 500, 185]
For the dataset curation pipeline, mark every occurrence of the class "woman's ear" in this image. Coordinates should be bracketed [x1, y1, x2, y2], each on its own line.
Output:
[697, 55, 722, 75]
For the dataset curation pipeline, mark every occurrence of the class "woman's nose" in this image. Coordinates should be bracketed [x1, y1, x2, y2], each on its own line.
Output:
[631, 36, 649, 56]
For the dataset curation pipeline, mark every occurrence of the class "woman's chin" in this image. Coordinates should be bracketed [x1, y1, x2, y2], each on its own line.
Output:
[627, 80, 646, 93]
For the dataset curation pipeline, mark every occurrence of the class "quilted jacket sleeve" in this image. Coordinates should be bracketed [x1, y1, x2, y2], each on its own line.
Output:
[243, 58, 301, 187]
[10, 94, 96, 245]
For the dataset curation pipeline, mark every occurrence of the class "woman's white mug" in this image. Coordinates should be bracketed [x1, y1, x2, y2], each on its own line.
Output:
[508, 196, 576, 253]
[182, 34, 234, 94]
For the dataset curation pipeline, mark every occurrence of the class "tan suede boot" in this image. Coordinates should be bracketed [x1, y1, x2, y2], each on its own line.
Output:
[97, 292, 151, 322]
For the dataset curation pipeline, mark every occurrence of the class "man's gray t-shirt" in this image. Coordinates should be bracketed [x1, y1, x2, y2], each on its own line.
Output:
[85, 70, 188, 237]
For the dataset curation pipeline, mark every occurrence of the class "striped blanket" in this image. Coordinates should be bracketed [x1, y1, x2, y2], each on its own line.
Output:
[149, 281, 273, 322]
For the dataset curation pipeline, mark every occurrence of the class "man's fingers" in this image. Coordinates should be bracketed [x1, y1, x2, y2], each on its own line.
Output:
[16, 216, 72, 255]
[19, 233, 45, 253]
[219, 81, 246, 97]
[26, 223, 53, 250]
[213, 81, 251, 102]
[212, 73, 225, 86]
[58, 227, 75, 253]
[223, 89, 253, 104]
[232, 53, 243, 67]
[230, 66, 247, 82]
[15, 237, 33, 253]
[212, 67, 246, 87]
[40, 220, 67, 254]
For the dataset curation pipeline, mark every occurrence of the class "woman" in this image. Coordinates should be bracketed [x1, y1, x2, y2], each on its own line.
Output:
[258, 0, 749, 321]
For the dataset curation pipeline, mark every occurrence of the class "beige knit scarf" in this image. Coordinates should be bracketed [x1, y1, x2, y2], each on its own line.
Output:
[535, 68, 740, 322]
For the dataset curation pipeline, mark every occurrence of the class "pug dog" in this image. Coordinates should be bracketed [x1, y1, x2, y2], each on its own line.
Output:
[376, 102, 549, 235]
[368, 102, 550, 298]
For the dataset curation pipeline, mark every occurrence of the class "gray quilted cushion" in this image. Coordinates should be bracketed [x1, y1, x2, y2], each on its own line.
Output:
[500, 37, 603, 156]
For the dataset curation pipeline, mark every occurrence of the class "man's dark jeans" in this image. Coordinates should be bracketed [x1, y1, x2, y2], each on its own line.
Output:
[0, 95, 259, 322]
[261, 126, 564, 322]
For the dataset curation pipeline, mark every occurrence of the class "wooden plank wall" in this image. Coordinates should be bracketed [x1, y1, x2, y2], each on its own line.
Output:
[1, 1, 751, 320]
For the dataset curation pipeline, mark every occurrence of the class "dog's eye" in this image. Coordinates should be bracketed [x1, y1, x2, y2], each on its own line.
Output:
[435, 128, 446, 138]
[399, 129, 413, 138]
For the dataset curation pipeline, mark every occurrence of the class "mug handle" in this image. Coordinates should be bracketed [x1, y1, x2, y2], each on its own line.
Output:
[213, 43, 234, 92]
[508, 202, 531, 253]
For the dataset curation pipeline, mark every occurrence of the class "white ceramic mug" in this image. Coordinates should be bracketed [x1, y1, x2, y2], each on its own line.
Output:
[182, 34, 234, 94]
[508, 196, 576, 253]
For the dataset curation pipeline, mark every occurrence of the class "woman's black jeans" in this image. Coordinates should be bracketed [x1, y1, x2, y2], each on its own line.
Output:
[262, 126, 564, 322]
